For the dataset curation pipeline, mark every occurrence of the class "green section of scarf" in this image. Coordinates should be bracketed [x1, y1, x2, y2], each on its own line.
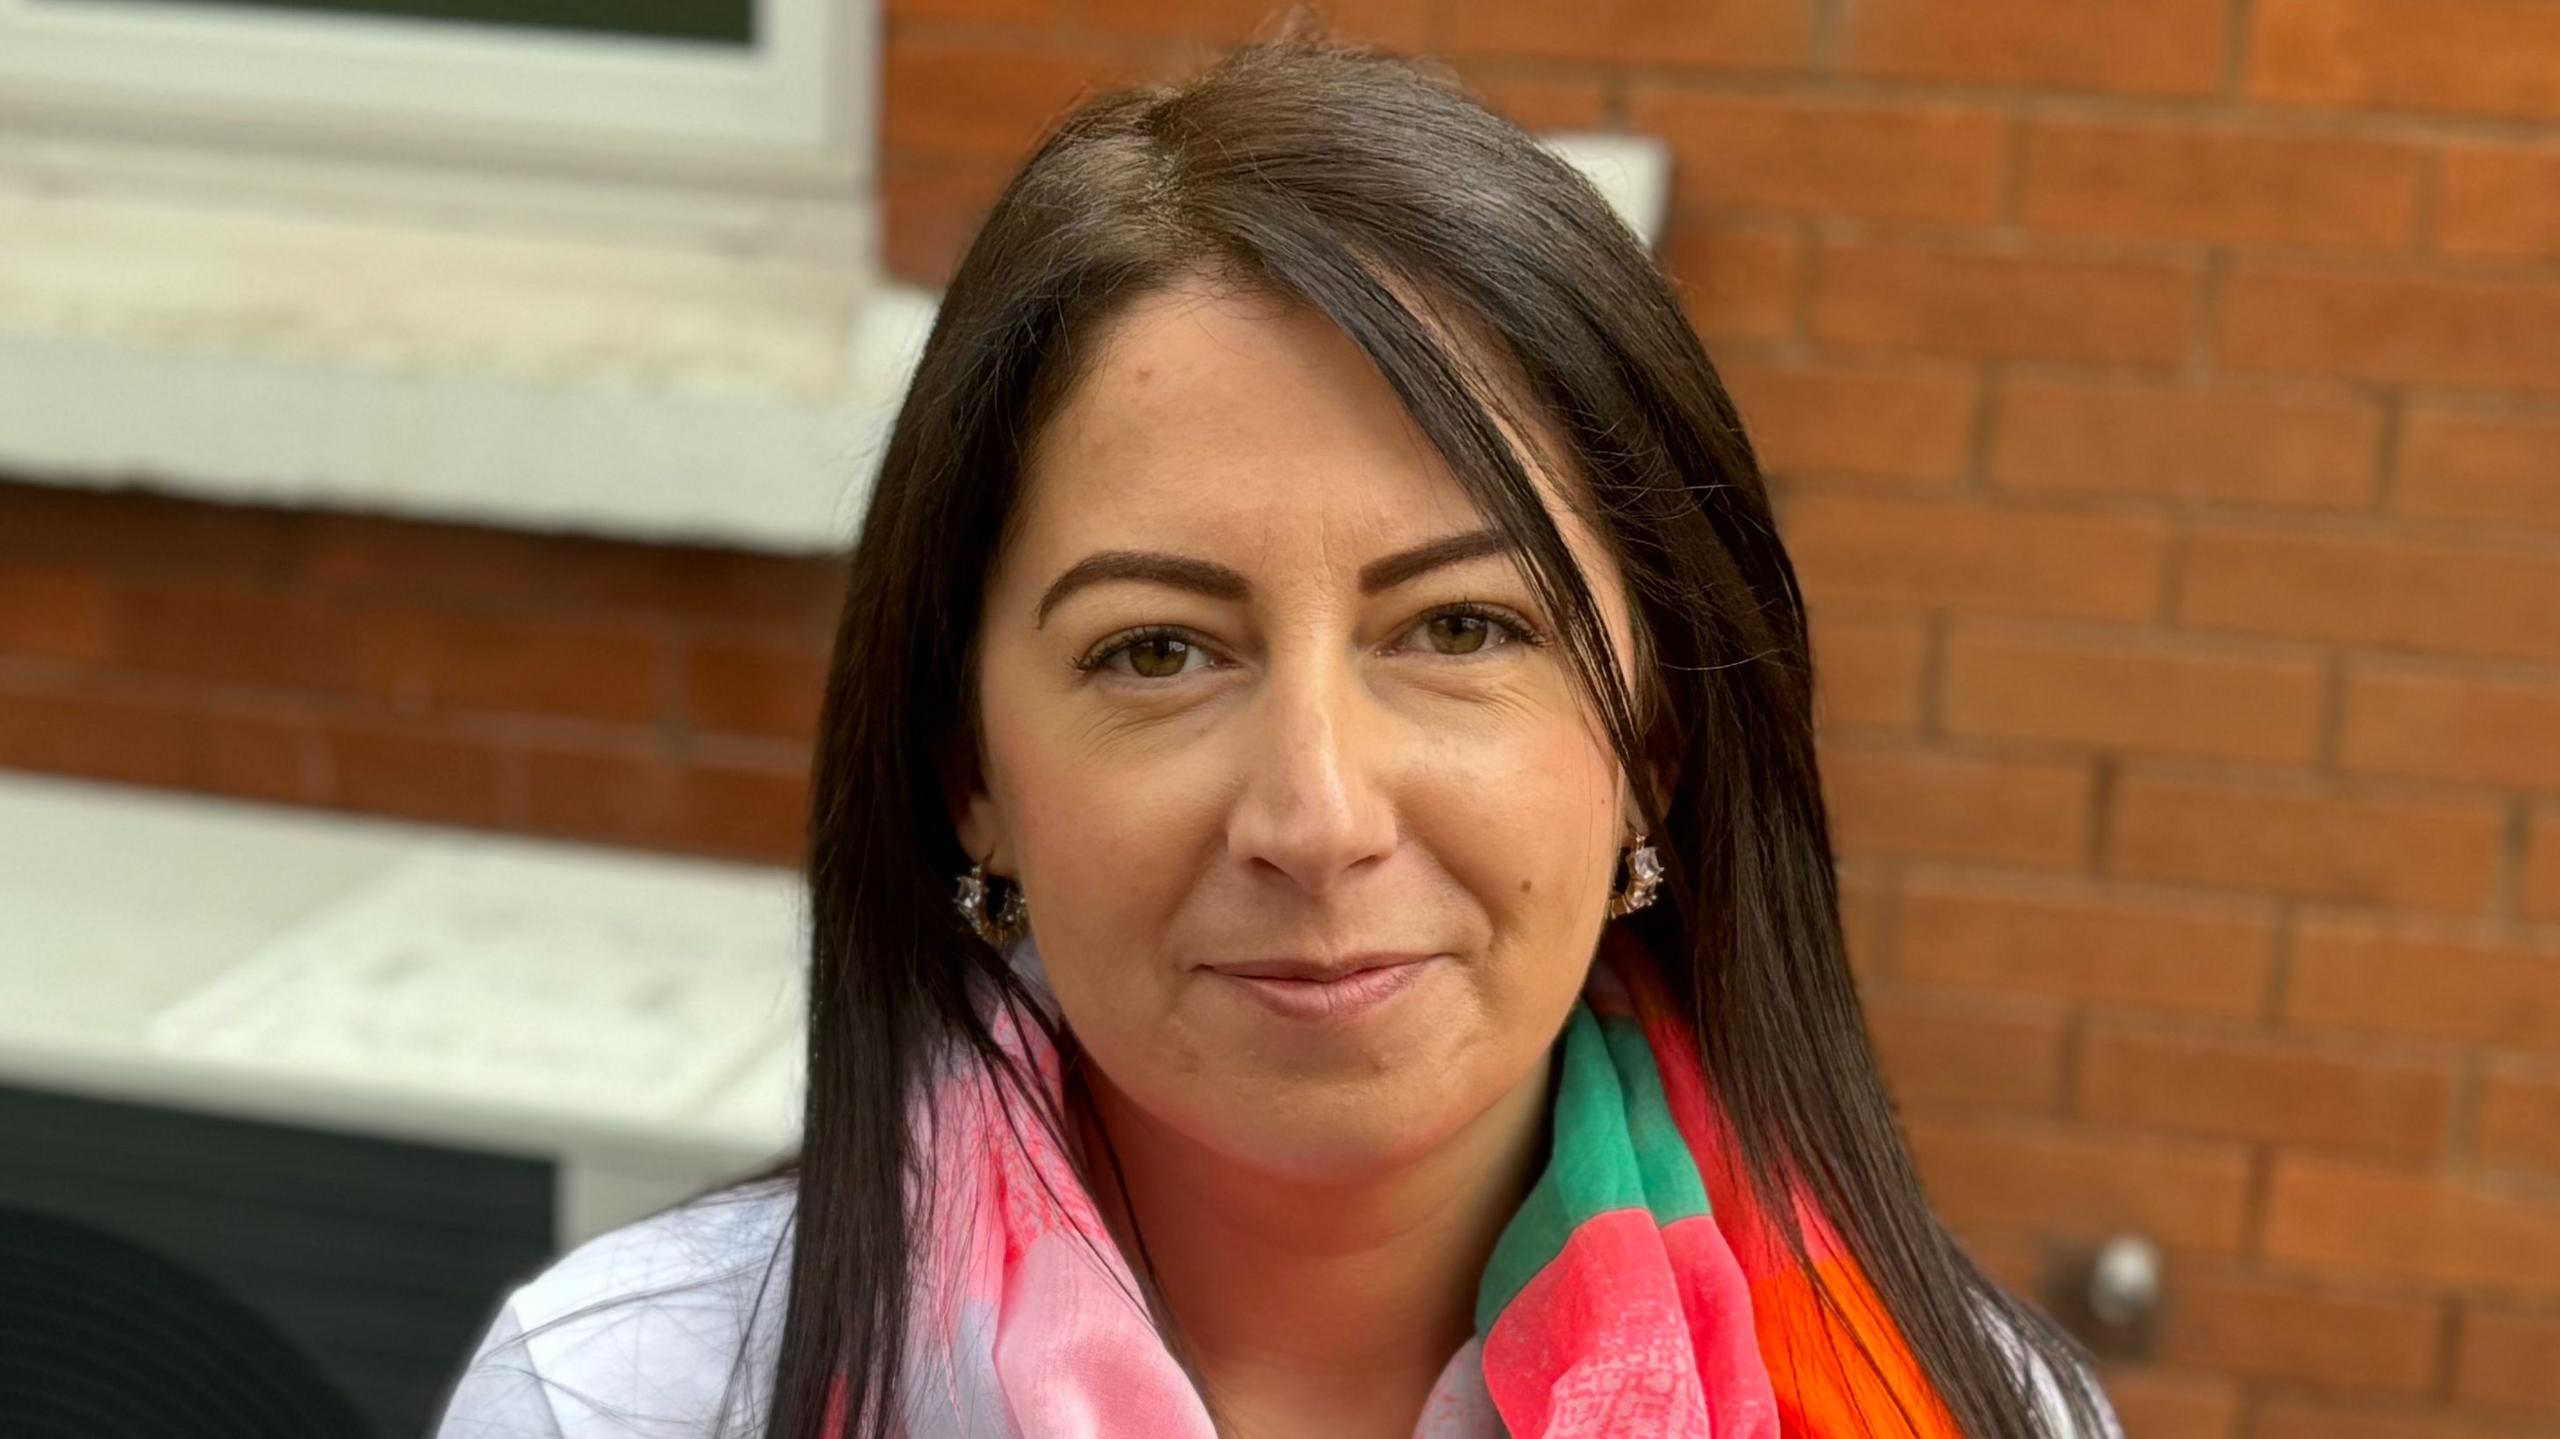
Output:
[1473, 998, 1713, 1334]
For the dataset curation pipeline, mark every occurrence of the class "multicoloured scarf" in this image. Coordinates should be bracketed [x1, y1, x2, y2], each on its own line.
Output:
[827, 931, 1960, 1437]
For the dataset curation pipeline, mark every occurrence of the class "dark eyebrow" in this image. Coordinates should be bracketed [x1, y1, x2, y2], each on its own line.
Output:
[1032, 527, 1515, 627]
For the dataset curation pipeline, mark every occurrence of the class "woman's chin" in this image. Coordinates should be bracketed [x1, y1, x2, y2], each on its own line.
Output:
[1178, 1092, 1466, 1188]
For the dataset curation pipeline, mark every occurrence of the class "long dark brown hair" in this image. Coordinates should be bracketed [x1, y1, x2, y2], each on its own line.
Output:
[708, 22, 2111, 1439]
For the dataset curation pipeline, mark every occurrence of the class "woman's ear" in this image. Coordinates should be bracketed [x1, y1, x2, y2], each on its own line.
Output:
[937, 729, 1014, 874]
[1619, 750, 1671, 842]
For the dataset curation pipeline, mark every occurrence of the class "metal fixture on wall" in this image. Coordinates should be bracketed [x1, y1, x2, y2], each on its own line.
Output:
[2041, 1231, 2163, 1362]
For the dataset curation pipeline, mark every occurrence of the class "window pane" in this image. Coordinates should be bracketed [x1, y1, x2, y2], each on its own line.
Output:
[40, 0, 755, 45]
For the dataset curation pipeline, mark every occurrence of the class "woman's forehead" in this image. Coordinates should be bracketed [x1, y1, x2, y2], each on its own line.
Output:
[1010, 279, 1588, 577]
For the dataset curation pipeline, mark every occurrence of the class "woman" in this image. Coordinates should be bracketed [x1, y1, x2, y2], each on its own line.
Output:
[436, 29, 2121, 1439]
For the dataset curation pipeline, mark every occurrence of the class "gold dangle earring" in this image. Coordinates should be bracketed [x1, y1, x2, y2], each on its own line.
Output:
[954, 856, 1030, 947]
[1605, 833, 1663, 919]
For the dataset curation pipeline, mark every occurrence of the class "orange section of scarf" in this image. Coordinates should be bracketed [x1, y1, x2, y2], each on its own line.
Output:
[1604, 934, 1962, 1437]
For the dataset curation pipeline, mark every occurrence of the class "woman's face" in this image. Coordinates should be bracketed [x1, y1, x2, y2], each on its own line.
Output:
[956, 275, 1642, 1186]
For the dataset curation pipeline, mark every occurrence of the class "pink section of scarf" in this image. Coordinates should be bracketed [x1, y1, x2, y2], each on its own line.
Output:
[814, 940, 1889, 1437]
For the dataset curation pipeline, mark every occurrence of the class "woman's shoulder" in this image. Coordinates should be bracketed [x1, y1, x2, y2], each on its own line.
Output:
[431, 1177, 799, 1438]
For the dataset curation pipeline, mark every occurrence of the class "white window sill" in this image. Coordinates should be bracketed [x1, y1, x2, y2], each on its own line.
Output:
[0, 133, 933, 554]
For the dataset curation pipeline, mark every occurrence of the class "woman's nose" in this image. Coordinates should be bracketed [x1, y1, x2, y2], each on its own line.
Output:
[1225, 657, 1398, 895]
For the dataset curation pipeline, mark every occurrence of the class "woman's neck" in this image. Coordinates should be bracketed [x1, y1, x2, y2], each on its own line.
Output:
[1068, 1052, 1554, 1438]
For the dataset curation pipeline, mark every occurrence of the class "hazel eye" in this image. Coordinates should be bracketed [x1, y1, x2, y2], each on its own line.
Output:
[1082, 629, 1214, 681]
[1399, 604, 1540, 658]
[1121, 634, 1197, 679]
[1425, 613, 1493, 654]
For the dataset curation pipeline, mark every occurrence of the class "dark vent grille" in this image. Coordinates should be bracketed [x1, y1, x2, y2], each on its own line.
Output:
[0, 1083, 556, 1438]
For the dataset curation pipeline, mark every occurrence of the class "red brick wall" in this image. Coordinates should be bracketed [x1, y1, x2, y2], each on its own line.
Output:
[890, 5, 2560, 1436]
[0, 485, 834, 864]
[6, 2, 2560, 1434]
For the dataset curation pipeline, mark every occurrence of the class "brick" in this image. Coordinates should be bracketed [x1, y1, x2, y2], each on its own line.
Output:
[661, 760, 810, 864]
[2110, 771, 2502, 912]
[2455, 1304, 2560, 1410]
[1905, 1117, 2253, 1254]
[1863, 990, 2066, 1116]
[193, 706, 333, 807]
[2256, 1402, 2552, 1439]
[0, 671, 388, 811]
[1658, 220, 1800, 343]
[0, 480, 301, 577]
[1989, 377, 2379, 512]
[311, 512, 844, 629]
[1777, 494, 2166, 623]
[1458, 72, 1611, 133]
[2341, 663, 2560, 791]
[2436, 143, 2560, 262]
[1821, 741, 2093, 871]
[2093, 1366, 2242, 1439]
[518, 740, 682, 849]
[1944, 624, 2324, 765]
[2528, 809, 2560, 924]
[883, 160, 1013, 288]
[2264, 1154, 2560, 1292]
[2178, 527, 2560, 662]
[110, 581, 353, 692]
[2157, 1268, 2442, 1393]
[1721, 359, 1978, 489]
[683, 637, 830, 743]
[1442, 0, 1809, 69]
[0, 677, 199, 789]
[539, 544, 842, 632]
[349, 607, 665, 726]
[2078, 1024, 2456, 1156]
[1953, 1225, 2048, 1297]
[1898, 877, 2274, 1018]
[323, 720, 509, 829]
[1811, 239, 2193, 366]
[885, 0, 1056, 22]
[2019, 118, 2423, 251]
[1627, 93, 2007, 225]
[2290, 917, 2560, 1049]
[2245, 0, 2560, 124]
[1840, 0, 2229, 96]
[1079, 0, 1429, 49]
[0, 671, 427, 815]
[1839, 864, 1892, 977]
[1806, 608, 1928, 731]
[2477, 1059, 2560, 1177]
[0, 564, 111, 662]
[2399, 405, 2560, 536]
[883, 40, 1120, 156]
[2217, 262, 2560, 396]
[294, 513, 556, 606]
[519, 740, 807, 864]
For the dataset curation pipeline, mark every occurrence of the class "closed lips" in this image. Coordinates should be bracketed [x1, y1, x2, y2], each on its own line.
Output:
[1211, 955, 1431, 980]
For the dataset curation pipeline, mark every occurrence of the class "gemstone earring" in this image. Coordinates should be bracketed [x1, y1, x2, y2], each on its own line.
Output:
[954, 858, 1029, 947]
[1606, 833, 1663, 919]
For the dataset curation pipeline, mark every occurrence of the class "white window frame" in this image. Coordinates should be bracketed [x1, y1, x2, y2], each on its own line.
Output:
[0, 0, 871, 194]
[0, 0, 917, 555]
